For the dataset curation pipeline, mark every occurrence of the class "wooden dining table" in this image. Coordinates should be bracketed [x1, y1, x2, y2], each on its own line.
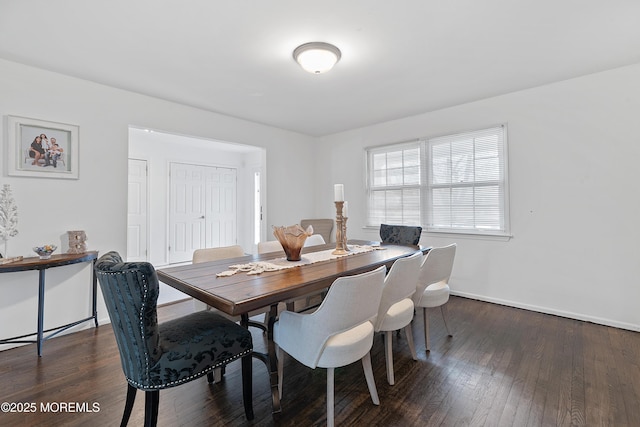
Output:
[156, 240, 428, 417]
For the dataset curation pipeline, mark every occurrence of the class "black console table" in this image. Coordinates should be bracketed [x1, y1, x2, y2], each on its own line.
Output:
[0, 251, 99, 356]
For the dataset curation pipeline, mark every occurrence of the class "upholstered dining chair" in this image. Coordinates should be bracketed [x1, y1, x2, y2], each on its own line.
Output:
[257, 240, 284, 255]
[413, 244, 457, 352]
[300, 218, 334, 244]
[274, 266, 387, 427]
[373, 251, 422, 385]
[379, 223, 423, 246]
[95, 251, 254, 426]
[192, 244, 245, 263]
[193, 245, 270, 328]
[193, 245, 269, 381]
[303, 234, 326, 247]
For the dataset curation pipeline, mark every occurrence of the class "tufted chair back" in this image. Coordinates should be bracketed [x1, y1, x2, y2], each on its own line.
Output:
[95, 251, 255, 425]
[95, 251, 161, 388]
[379, 223, 423, 246]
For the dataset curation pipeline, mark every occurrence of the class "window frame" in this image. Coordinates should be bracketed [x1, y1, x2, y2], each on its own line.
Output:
[365, 125, 511, 238]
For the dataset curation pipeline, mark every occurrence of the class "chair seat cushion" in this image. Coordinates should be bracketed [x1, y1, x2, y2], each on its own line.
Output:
[133, 311, 252, 390]
[377, 298, 414, 332]
[317, 321, 374, 368]
[416, 282, 450, 308]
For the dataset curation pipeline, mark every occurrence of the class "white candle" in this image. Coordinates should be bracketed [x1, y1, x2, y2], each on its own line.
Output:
[334, 184, 344, 202]
[343, 201, 348, 217]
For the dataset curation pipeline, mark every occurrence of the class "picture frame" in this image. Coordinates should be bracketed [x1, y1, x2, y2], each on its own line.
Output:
[6, 115, 79, 179]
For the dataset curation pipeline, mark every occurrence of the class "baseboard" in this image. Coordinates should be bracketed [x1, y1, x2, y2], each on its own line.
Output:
[451, 290, 640, 332]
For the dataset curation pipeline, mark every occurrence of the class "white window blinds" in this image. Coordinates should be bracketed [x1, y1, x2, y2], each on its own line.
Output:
[366, 125, 509, 236]
[426, 126, 508, 234]
[367, 142, 421, 226]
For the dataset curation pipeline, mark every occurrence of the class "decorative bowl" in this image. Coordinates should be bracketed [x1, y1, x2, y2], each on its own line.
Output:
[272, 224, 313, 261]
[33, 245, 57, 259]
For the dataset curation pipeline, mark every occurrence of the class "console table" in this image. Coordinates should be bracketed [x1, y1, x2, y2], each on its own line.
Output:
[0, 251, 99, 356]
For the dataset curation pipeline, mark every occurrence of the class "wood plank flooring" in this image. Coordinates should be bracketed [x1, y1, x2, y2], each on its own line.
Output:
[1, 296, 639, 426]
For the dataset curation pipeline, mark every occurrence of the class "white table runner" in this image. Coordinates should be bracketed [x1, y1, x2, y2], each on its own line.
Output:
[216, 244, 385, 277]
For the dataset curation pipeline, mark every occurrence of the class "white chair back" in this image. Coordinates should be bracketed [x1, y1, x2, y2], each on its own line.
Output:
[193, 245, 244, 263]
[257, 240, 284, 254]
[304, 234, 326, 247]
[280, 265, 386, 368]
[414, 244, 457, 303]
[374, 251, 422, 331]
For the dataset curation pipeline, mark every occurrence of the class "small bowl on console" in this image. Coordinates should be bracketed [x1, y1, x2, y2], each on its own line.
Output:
[33, 245, 57, 260]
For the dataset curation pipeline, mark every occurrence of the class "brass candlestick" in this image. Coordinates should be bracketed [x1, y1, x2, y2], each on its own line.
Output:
[332, 201, 348, 255]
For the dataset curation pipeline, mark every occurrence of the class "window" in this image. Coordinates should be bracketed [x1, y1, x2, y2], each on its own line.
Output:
[366, 125, 509, 236]
[367, 142, 422, 226]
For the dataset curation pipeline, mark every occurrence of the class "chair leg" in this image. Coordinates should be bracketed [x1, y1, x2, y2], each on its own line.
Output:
[441, 303, 453, 337]
[423, 307, 431, 352]
[327, 367, 335, 427]
[213, 367, 223, 383]
[276, 345, 284, 400]
[361, 352, 380, 405]
[384, 330, 395, 385]
[120, 384, 137, 427]
[404, 323, 418, 361]
[241, 354, 254, 420]
[143, 390, 159, 427]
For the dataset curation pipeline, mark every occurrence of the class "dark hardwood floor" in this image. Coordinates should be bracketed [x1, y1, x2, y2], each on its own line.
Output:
[1, 296, 639, 426]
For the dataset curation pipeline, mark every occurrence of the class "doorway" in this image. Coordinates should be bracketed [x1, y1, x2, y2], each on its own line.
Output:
[127, 158, 148, 262]
[168, 162, 238, 264]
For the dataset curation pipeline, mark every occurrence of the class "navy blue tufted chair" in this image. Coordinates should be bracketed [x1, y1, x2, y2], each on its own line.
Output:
[95, 251, 253, 426]
[379, 224, 423, 246]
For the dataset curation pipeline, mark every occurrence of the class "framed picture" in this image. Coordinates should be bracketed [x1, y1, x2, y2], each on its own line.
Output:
[6, 115, 79, 179]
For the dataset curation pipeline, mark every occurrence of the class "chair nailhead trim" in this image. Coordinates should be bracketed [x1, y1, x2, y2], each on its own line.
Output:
[126, 348, 253, 390]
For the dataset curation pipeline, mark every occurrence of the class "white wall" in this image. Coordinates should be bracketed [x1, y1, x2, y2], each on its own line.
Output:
[0, 59, 316, 350]
[314, 63, 640, 331]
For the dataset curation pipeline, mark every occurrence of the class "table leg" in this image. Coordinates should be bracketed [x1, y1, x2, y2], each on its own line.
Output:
[267, 304, 282, 417]
[37, 269, 46, 357]
[243, 305, 282, 417]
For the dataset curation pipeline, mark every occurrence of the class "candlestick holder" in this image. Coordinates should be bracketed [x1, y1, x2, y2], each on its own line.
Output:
[342, 215, 350, 252]
[332, 201, 349, 255]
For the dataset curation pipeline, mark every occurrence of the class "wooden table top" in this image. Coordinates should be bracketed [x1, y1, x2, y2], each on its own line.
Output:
[0, 251, 99, 273]
[157, 241, 427, 316]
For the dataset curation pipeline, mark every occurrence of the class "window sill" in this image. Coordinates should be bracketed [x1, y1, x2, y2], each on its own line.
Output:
[363, 225, 512, 242]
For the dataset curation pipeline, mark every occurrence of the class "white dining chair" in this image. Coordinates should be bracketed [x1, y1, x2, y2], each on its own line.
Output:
[274, 266, 387, 427]
[192, 245, 269, 381]
[193, 245, 245, 263]
[413, 244, 457, 352]
[303, 234, 326, 247]
[373, 251, 422, 385]
[257, 240, 284, 255]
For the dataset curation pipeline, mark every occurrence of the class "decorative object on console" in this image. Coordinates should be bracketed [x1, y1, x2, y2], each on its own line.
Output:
[0, 255, 24, 265]
[272, 224, 313, 261]
[0, 184, 19, 258]
[67, 230, 88, 253]
[33, 245, 57, 259]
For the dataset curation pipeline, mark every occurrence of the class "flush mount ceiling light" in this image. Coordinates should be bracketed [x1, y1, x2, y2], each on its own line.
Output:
[293, 42, 342, 74]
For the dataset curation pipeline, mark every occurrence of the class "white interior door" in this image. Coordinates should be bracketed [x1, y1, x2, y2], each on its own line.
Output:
[205, 167, 237, 247]
[169, 163, 206, 263]
[127, 158, 148, 261]
[169, 163, 237, 264]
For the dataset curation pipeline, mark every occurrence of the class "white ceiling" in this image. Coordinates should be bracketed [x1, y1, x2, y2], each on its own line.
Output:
[1, 1, 639, 137]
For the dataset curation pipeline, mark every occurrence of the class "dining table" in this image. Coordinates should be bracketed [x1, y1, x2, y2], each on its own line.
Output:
[156, 239, 428, 417]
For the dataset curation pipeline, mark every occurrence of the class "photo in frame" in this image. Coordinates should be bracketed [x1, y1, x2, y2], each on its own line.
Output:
[6, 115, 79, 179]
